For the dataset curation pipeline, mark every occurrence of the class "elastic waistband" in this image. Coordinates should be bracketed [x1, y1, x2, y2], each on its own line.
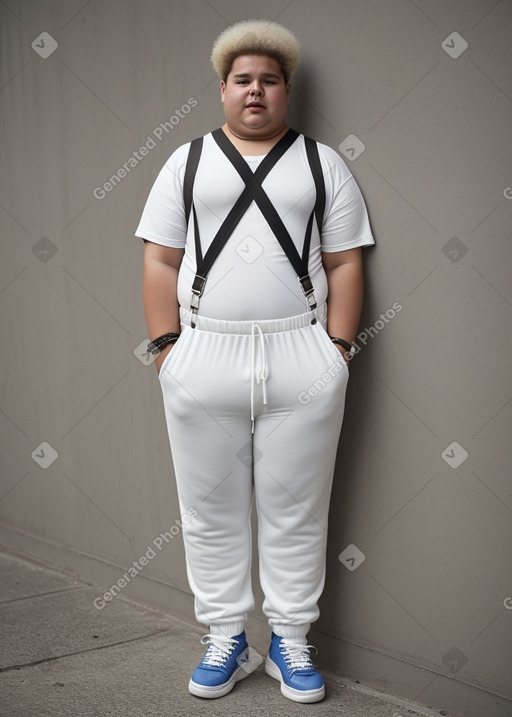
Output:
[180, 302, 327, 335]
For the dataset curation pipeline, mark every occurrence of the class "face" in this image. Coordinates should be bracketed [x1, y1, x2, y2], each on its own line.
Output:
[220, 55, 291, 140]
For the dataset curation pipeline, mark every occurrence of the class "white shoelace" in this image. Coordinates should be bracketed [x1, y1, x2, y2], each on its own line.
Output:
[200, 633, 238, 667]
[280, 639, 318, 672]
[250, 323, 268, 433]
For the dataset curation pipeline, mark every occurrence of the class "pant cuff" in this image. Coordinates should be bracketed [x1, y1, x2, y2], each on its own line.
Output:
[209, 621, 246, 638]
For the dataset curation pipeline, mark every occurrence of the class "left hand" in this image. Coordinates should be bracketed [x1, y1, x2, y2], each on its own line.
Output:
[333, 342, 351, 368]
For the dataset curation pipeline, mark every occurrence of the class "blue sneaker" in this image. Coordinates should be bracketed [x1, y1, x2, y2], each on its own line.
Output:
[265, 632, 325, 703]
[188, 631, 251, 698]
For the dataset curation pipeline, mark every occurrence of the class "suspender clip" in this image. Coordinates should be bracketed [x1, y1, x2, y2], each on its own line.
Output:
[299, 274, 317, 311]
[191, 274, 206, 311]
[190, 274, 207, 328]
[191, 274, 207, 300]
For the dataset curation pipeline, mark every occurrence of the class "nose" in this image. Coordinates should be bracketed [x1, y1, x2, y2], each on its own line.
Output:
[249, 80, 263, 95]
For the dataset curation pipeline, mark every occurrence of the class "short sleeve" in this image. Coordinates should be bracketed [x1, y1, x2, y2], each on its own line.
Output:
[134, 143, 191, 248]
[318, 143, 375, 252]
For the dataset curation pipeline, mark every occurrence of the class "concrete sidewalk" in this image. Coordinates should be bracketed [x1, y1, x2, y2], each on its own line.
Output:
[0, 545, 445, 717]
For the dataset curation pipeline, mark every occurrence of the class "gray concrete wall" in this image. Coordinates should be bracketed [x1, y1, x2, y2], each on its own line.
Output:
[1, 1, 511, 715]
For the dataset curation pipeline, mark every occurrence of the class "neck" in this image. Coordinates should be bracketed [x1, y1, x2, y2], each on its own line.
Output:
[225, 123, 288, 142]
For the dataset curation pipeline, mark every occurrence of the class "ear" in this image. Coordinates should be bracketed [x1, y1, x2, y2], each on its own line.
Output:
[220, 80, 226, 104]
[286, 83, 291, 102]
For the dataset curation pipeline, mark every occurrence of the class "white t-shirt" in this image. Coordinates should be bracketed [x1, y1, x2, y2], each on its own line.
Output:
[135, 132, 374, 320]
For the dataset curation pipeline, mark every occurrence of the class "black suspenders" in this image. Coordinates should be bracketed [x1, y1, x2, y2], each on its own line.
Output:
[183, 127, 326, 327]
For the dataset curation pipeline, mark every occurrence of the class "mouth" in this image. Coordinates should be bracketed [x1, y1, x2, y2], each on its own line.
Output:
[246, 101, 266, 110]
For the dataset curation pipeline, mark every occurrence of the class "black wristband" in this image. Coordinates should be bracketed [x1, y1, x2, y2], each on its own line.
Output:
[147, 332, 180, 355]
[329, 336, 356, 356]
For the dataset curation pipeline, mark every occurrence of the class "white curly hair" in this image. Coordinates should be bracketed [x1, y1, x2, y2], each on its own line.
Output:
[211, 19, 300, 83]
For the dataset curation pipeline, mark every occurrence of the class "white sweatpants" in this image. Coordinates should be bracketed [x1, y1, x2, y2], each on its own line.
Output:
[158, 302, 349, 641]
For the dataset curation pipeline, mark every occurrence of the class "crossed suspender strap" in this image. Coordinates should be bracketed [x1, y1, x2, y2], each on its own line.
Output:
[183, 136, 203, 224]
[184, 127, 325, 326]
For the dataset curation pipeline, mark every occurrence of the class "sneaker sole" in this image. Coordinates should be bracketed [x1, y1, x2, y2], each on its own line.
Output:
[188, 661, 251, 699]
[265, 656, 325, 703]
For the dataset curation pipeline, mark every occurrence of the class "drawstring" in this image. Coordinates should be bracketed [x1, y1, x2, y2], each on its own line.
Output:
[250, 323, 268, 433]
